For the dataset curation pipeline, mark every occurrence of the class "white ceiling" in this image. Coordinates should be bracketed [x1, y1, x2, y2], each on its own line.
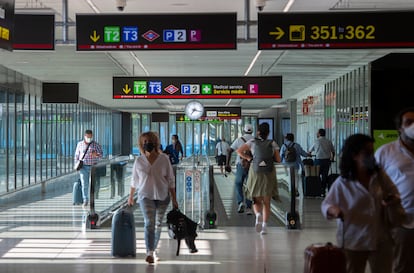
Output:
[1, 0, 414, 114]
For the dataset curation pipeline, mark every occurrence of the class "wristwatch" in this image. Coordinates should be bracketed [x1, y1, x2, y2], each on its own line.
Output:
[185, 100, 204, 120]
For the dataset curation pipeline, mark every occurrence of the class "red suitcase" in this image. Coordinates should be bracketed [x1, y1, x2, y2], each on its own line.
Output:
[304, 242, 346, 273]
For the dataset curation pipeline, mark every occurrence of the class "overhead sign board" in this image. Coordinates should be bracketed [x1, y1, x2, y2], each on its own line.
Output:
[113, 76, 282, 99]
[13, 14, 55, 50]
[258, 11, 414, 49]
[204, 107, 241, 119]
[0, 0, 15, 51]
[76, 13, 237, 51]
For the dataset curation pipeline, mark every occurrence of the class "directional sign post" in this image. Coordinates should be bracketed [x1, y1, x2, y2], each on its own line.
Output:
[76, 13, 237, 51]
[258, 11, 414, 50]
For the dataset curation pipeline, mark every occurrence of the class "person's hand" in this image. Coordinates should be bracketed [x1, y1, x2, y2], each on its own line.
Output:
[382, 194, 400, 206]
[328, 205, 344, 220]
[172, 198, 179, 209]
[127, 196, 134, 206]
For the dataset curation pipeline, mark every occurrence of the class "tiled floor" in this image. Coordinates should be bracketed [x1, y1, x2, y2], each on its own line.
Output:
[0, 171, 339, 273]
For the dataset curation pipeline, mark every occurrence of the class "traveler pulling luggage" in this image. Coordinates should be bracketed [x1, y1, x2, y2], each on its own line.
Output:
[72, 179, 83, 205]
[111, 206, 136, 257]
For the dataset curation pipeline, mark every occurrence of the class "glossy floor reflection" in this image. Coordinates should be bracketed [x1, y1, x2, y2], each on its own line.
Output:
[0, 171, 339, 273]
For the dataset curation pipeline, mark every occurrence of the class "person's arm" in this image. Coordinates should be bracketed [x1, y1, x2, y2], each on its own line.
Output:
[237, 143, 252, 161]
[128, 187, 136, 206]
[169, 187, 178, 209]
[273, 143, 281, 163]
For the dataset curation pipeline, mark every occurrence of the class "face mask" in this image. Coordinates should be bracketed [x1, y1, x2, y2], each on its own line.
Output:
[363, 155, 377, 173]
[84, 137, 93, 143]
[404, 123, 414, 140]
[143, 143, 155, 153]
[284, 139, 289, 145]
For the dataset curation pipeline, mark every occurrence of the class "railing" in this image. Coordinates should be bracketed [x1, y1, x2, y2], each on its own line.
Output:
[271, 164, 301, 229]
[175, 155, 215, 229]
[86, 155, 134, 228]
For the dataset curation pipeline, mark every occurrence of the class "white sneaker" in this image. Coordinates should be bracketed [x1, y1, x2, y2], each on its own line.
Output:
[255, 214, 263, 233]
[237, 203, 245, 213]
[245, 208, 253, 215]
[154, 251, 160, 262]
[261, 226, 267, 235]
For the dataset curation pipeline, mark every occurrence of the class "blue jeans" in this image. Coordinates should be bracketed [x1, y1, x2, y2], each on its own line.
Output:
[235, 163, 252, 208]
[79, 165, 91, 203]
[139, 197, 170, 255]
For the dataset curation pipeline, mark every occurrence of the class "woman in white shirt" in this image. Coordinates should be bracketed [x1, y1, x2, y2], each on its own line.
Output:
[321, 134, 400, 273]
[128, 131, 178, 264]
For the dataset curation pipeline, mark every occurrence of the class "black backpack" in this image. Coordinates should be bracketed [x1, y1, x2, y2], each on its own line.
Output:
[284, 142, 297, 163]
[252, 138, 274, 173]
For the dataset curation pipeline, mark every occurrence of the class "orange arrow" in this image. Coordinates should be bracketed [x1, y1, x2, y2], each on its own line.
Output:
[123, 84, 131, 94]
[90, 30, 100, 42]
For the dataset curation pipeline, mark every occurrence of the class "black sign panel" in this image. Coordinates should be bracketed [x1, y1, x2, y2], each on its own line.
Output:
[13, 14, 55, 50]
[76, 13, 236, 51]
[258, 11, 414, 49]
[204, 107, 241, 119]
[0, 0, 15, 51]
[113, 76, 282, 99]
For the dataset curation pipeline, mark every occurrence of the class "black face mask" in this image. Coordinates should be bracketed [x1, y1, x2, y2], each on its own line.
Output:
[143, 143, 155, 153]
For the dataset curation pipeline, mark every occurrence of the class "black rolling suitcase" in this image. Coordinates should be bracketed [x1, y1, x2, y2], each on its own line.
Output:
[304, 176, 322, 197]
[111, 207, 136, 257]
[303, 164, 321, 197]
[326, 163, 339, 191]
[72, 179, 83, 205]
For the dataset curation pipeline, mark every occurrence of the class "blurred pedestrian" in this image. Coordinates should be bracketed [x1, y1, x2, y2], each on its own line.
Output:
[375, 107, 414, 273]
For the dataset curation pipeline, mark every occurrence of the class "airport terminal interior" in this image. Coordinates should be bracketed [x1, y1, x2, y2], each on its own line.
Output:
[2, 0, 414, 272]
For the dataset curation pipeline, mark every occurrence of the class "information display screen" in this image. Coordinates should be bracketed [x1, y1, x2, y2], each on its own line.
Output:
[113, 76, 282, 99]
[258, 11, 414, 49]
[13, 14, 54, 50]
[76, 13, 236, 51]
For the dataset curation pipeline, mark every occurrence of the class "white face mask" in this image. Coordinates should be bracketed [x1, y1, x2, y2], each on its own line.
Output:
[404, 123, 414, 140]
[84, 137, 93, 143]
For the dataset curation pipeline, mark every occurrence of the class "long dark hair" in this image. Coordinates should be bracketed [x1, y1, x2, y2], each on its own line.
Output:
[257, 122, 270, 140]
[172, 134, 183, 153]
[339, 134, 375, 180]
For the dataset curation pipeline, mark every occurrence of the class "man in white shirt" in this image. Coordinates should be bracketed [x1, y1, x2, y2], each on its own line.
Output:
[216, 137, 230, 176]
[226, 124, 254, 214]
[375, 107, 414, 273]
[308, 128, 335, 197]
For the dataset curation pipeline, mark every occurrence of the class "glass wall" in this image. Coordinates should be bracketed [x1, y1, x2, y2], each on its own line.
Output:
[0, 65, 117, 195]
[131, 114, 257, 157]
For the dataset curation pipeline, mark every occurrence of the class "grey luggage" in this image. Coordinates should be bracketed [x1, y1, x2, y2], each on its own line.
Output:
[111, 207, 136, 257]
[72, 179, 83, 205]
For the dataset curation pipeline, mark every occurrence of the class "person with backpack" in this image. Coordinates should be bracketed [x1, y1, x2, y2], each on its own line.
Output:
[236, 122, 281, 235]
[280, 133, 309, 196]
[226, 124, 255, 214]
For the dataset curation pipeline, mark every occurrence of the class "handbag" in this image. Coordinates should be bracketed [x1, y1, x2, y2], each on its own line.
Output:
[74, 160, 84, 171]
[74, 142, 92, 171]
[378, 170, 406, 228]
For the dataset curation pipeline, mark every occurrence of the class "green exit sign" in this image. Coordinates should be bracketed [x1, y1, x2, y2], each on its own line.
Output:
[104, 26, 120, 42]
